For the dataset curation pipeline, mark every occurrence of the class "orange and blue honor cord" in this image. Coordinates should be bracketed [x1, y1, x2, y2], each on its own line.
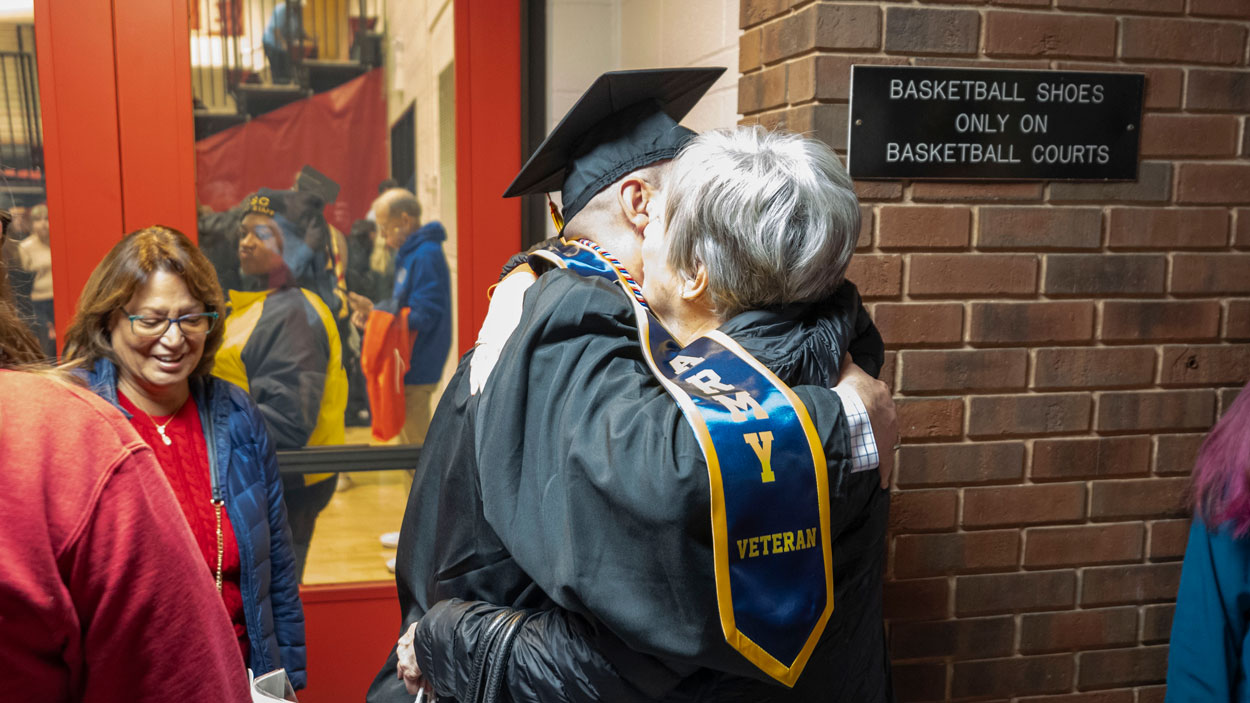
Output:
[529, 239, 834, 687]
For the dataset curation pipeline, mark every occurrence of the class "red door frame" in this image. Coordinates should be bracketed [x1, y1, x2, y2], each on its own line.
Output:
[34, 0, 125, 343]
[111, 1, 199, 236]
[454, 0, 522, 356]
[36, 0, 520, 352]
[36, 0, 198, 343]
[35, 0, 522, 699]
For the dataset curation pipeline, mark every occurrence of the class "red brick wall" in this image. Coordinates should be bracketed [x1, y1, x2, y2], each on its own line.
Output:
[739, 2, 1250, 701]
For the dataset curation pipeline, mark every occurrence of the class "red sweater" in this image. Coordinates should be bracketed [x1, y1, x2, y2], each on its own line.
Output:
[118, 391, 248, 660]
[0, 370, 250, 703]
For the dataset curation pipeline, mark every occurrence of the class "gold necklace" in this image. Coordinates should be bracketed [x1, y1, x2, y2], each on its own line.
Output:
[149, 412, 175, 446]
[131, 395, 186, 446]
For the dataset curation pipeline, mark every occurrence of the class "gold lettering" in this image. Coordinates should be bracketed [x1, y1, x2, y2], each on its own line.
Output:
[687, 369, 735, 395]
[738, 526, 818, 559]
[669, 355, 705, 374]
[743, 431, 776, 483]
[715, 391, 769, 423]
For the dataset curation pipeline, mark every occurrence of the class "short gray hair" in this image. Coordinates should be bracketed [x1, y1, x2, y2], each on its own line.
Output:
[662, 126, 859, 318]
[377, 188, 422, 222]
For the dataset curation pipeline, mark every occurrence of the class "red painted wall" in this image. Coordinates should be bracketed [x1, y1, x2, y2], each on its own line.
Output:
[298, 582, 400, 703]
[454, 0, 523, 356]
[112, 0, 198, 237]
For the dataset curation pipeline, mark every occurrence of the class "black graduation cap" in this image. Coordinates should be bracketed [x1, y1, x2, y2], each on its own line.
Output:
[503, 67, 725, 225]
[296, 165, 341, 205]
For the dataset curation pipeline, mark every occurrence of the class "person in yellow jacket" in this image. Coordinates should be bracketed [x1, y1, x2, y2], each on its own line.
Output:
[213, 190, 347, 581]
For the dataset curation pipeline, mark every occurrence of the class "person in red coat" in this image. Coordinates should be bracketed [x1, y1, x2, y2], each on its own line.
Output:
[0, 213, 251, 702]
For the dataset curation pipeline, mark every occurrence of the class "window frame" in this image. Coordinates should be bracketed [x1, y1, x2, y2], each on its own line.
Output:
[37, 0, 523, 471]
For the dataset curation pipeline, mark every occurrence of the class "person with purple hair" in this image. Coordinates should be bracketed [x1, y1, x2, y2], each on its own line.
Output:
[1166, 382, 1250, 702]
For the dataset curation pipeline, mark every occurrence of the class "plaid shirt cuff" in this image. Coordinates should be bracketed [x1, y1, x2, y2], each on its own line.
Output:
[833, 385, 879, 474]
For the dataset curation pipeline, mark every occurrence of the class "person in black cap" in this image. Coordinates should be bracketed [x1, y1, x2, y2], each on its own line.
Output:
[197, 186, 340, 316]
[211, 190, 348, 582]
[367, 69, 896, 703]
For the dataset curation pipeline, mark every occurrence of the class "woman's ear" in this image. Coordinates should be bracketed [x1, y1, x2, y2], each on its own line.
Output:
[680, 263, 709, 301]
[104, 308, 124, 341]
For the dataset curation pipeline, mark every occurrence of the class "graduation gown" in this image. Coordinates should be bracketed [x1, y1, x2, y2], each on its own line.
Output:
[367, 269, 891, 703]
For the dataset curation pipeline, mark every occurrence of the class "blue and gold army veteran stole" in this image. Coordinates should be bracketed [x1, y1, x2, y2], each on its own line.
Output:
[531, 239, 835, 687]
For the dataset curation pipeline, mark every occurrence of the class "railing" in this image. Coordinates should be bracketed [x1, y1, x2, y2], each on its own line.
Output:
[276, 444, 422, 474]
[0, 24, 43, 191]
[190, 0, 382, 113]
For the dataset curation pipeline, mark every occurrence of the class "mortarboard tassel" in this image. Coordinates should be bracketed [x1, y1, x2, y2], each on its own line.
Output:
[546, 193, 565, 234]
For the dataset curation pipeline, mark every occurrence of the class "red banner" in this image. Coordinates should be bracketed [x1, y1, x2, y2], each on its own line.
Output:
[195, 68, 387, 233]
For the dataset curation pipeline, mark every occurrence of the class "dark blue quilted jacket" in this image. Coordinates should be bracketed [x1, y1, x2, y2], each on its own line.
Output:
[85, 358, 307, 688]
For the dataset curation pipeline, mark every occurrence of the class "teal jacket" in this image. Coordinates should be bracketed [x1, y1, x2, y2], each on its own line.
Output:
[1167, 517, 1250, 702]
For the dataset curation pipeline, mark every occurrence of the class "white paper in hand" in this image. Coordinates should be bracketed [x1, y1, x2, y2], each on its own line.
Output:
[249, 668, 298, 703]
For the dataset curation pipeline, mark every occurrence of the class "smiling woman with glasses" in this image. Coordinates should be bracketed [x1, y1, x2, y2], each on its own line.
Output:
[61, 225, 307, 689]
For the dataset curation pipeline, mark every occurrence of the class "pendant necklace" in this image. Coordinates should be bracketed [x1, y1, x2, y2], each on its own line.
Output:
[134, 397, 185, 446]
[148, 411, 176, 445]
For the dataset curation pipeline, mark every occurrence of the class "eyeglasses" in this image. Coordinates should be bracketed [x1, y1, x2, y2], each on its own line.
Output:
[124, 310, 219, 337]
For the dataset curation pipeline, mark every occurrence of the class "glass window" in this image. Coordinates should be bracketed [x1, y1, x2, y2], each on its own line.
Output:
[0, 16, 53, 360]
[188, 0, 458, 584]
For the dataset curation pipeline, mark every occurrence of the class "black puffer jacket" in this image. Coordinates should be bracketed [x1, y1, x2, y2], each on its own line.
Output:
[368, 270, 890, 703]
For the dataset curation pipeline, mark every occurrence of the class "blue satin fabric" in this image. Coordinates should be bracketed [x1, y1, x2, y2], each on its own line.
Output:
[534, 240, 830, 676]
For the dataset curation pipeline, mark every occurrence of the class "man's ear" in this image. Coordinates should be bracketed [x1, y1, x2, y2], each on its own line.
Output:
[617, 177, 653, 233]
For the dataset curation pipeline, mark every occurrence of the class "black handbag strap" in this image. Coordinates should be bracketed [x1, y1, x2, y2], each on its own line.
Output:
[481, 611, 528, 703]
[466, 610, 529, 703]
[465, 611, 509, 702]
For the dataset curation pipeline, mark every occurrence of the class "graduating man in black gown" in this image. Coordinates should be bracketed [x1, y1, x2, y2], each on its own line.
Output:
[367, 68, 896, 703]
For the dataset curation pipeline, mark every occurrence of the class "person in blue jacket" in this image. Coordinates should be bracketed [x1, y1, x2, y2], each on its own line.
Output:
[348, 188, 451, 446]
[1167, 381, 1250, 702]
[61, 226, 306, 689]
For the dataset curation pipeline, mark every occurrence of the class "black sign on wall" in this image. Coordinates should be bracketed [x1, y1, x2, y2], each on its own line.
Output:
[848, 66, 1144, 181]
